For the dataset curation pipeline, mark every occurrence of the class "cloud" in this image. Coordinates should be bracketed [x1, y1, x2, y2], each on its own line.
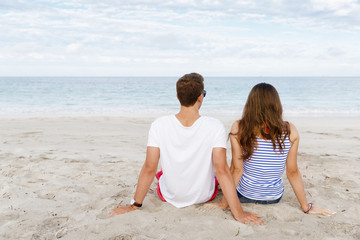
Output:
[28, 52, 45, 60]
[309, 0, 359, 15]
[327, 47, 345, 57]
[66, 43, 82, 54]
[0, 0, 359, 76]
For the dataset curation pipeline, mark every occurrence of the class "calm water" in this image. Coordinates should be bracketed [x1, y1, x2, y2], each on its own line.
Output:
[0, 77, 359, 117]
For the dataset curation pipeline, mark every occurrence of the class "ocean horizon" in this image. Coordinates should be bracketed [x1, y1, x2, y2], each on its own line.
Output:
[1, 76, 359, 117]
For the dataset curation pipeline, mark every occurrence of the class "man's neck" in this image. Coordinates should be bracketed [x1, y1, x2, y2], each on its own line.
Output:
[175, 106, 201, 127]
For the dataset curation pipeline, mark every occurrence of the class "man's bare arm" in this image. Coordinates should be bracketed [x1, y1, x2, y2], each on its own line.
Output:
[109, 146, 160, 216]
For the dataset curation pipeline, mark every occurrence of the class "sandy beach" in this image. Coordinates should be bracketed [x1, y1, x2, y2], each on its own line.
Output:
[1, 115, 359, 240]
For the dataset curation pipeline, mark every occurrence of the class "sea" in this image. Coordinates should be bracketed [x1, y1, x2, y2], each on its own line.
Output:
[0, 77, 359, 117]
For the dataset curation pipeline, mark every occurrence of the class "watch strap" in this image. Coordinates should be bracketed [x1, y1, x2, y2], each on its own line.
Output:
[131, 198, 142, 207]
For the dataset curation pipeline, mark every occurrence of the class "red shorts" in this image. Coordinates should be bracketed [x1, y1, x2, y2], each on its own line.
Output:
[155, 170, 219, 202]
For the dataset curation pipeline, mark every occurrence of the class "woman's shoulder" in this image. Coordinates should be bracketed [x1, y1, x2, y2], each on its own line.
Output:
[231, 120, 241, 134]
[287, 121, 299, 142]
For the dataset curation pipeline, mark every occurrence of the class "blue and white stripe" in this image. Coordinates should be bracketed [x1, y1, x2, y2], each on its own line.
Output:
[237, 136, 291, 201]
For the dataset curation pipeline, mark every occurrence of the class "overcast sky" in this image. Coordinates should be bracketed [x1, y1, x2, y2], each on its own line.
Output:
[1, 0, 359, 76]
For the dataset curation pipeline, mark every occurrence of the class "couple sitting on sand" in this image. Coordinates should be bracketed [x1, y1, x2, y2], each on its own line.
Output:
[110, 73, 335, 224]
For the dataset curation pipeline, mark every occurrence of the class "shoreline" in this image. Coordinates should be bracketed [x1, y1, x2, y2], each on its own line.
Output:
[1, 114, 360, 124]
[1, 115, 359, 239]
[1, 112, 360, 118]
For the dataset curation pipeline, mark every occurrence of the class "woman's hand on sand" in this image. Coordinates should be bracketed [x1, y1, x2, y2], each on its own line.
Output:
[235, 211, 263, 225]
[108, 205, 139, 216]
[308, 205, 336, 216]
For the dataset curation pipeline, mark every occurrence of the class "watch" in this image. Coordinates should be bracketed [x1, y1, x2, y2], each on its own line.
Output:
[130, 198, 142, 208]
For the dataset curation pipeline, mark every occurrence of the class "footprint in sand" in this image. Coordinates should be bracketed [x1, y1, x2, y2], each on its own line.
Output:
[58, 185, 89, 194]
[39, 217, 70, 231]
[97, 204, 120, 219]
[0, 209, 20, 226]
[107, 234, 133, 240]
[33, 217, 70, 239]
[36, 190, 56, 200]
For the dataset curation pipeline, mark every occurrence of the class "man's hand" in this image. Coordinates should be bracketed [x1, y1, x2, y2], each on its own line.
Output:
[204, 202, 228, 210]
[205, 203, 263, 225]
[235, 211, 263, 225]
[108, 205, 139, 216]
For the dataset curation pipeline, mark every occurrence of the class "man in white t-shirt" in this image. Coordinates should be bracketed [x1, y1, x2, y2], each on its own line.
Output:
[110, 73, 262, 224]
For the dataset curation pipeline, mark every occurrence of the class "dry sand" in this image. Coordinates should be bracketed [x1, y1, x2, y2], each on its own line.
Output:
[0, 115, 359, 239]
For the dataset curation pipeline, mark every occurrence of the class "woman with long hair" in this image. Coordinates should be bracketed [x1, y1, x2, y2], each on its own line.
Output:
[212, 83, 334, 217]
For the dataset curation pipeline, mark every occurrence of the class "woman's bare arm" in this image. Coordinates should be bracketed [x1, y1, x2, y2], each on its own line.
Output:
[286, 122, 335, 216]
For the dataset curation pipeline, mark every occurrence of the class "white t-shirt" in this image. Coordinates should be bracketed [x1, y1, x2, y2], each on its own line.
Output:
[147, 115, 227, 208]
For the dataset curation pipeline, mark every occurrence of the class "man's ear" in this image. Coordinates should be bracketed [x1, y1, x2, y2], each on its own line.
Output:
[197, 94, 203, 103]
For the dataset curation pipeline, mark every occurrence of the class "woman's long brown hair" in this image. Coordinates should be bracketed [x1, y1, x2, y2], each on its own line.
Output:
[233, 83, 290, 160]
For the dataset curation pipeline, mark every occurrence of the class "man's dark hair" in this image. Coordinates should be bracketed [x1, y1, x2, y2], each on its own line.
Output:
[176, 73, 204, 107]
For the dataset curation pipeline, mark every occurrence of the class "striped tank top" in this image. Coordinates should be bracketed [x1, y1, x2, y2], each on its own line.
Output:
[236, 136, 291, 201]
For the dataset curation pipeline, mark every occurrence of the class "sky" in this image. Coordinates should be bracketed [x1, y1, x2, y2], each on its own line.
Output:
[0, 0, 360, 76]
